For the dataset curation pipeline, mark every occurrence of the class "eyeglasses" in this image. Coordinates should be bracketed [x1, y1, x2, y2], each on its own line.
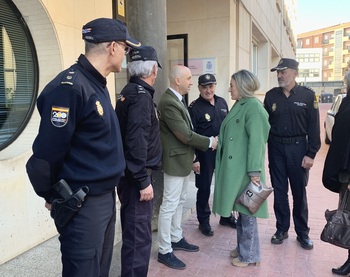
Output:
[116, 42, 131, 55]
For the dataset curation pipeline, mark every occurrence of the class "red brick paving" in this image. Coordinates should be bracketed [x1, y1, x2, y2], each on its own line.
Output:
[148, 103, 346, 277]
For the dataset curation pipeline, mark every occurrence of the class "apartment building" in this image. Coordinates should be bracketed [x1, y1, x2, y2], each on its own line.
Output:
[296, 22, 350, 93]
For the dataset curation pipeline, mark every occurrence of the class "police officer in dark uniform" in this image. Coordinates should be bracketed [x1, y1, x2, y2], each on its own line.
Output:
[264, 58, 321, 250]
[115, 46, 162, 277]
[188, 74, 236, 237]
[26, 18, 141, 277]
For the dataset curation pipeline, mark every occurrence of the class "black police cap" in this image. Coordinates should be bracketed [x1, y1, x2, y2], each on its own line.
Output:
[82, 18, 141, 48]
[270, 58, 299, 72]
[198, 74, 216, 86]
[129, 46, 162, 68]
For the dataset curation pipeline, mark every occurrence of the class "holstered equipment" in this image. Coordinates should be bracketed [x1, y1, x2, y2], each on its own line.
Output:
[50, 179, 89, 227]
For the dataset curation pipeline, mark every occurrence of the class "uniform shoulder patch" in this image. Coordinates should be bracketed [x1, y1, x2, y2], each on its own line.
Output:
[51, 106, 69, 127]
[60, 68, 77, 86]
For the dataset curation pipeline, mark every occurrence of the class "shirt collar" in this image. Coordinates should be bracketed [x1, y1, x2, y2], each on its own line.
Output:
[168, 87, 183, 101]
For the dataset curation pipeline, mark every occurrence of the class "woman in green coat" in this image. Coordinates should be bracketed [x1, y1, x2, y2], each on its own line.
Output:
[213, 69, 270, 267]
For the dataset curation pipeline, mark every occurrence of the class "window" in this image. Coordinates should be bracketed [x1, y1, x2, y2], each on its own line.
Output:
[252, 42, 258, 75]
[0, 0, 38, 151]
[306, 38, 310, 45]
[314, 37, 319, 44]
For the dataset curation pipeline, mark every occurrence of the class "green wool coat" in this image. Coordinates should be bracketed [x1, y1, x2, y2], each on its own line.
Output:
[213, 97, 271, 218]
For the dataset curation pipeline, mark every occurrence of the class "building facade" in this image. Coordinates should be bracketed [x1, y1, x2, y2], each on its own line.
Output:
[297, 22, 350, 84]
[0, 0, 296, 264]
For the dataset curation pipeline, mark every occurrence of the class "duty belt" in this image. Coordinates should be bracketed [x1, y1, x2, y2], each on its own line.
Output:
[270, 135, 306, 144]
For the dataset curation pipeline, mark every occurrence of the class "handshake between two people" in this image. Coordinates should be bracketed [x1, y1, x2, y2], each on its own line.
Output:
[210, 136, 219, 151]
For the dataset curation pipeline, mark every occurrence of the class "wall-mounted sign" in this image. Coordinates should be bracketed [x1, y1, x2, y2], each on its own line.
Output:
[171, 58, 216, 76]
[118, 0, 125, 17]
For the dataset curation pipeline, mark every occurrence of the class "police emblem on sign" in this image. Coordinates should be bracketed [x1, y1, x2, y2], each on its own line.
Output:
[51, 106, 69, 127]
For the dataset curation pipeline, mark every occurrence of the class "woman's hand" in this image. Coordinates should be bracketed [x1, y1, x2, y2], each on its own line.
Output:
[250, 176, 260, 186]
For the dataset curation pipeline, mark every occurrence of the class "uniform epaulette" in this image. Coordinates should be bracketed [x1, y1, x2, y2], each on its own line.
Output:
[60, 68, 77, 86]
[189, 100, 196, 108]
[137, 85, 146, 94]
[304, 86, 315, 93]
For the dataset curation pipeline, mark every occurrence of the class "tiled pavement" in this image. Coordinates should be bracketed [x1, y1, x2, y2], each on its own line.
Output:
[0, 103, 346, 277]
[147, 103, 346, 277]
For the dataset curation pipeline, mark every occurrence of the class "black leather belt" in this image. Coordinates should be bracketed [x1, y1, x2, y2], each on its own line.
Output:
[270, 135, 306, 144]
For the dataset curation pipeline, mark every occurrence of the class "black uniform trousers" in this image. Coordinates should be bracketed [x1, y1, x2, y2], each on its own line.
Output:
[268, 138, 310, 237]
[196, 149, 216, 224]
[117, 176, 153, 277]
[57, 191, 116, 277]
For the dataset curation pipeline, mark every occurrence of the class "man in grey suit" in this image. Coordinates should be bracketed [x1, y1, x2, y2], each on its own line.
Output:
[157, 65, 217, 270]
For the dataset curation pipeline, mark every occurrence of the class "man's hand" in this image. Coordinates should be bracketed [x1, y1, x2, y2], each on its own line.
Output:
[45, 202, 52, 211]
[211, 136, 218, 150]
[192, 161, 200, 174]
[302, 156, 314, 169]
[140, 184, 154, 201]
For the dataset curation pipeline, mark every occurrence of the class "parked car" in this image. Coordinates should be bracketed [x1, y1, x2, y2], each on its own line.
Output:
[324, 94, 347, 144]
[319, 93, 333, 103]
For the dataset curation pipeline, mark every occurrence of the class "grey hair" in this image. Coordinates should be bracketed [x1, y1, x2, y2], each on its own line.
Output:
[128, 60, 157, 78]
[231, 69, 260, 98]
[344, 71, 350, 90]
[85, 41, 110, 54]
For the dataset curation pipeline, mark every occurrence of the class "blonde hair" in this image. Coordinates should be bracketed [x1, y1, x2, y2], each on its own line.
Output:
[231, 69, 260, 98]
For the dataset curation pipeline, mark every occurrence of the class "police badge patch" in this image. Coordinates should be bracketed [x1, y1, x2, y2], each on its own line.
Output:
[272, 103, 277, 112]
[96, 101, 104, 116]
[51, 106, 69, 127]
[205, 113, 211, 121]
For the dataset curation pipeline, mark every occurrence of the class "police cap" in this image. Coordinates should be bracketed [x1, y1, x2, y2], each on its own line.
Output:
[129, 46, 162, 68]
[198, 74, 216, 86]
[270, 58, 299, 72]
[82, 18, 141, 48]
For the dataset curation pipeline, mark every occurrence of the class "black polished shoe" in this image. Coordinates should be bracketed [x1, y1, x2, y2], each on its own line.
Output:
[332, 258, 350, 275]
[219, 213, 237, 228]
[158, 252, 186, 270]
[199, 223, 214, 236]
[271, 231, 288, 244]
[297, 236, 313, 250]
[172, 238, 199, 252]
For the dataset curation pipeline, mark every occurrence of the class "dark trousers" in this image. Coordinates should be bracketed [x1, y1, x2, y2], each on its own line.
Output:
[57, 191, 116, 277]
[196, 149, 216, 224]
[268, 139, 310, 237]
[117, 177, 152, 277]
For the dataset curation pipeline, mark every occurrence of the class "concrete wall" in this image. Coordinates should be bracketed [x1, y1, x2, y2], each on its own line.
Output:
[167, 0, 296, 107]
[0, 0, 123, 264]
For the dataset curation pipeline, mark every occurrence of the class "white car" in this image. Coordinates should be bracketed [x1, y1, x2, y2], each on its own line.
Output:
[324, 94, 347, 144]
